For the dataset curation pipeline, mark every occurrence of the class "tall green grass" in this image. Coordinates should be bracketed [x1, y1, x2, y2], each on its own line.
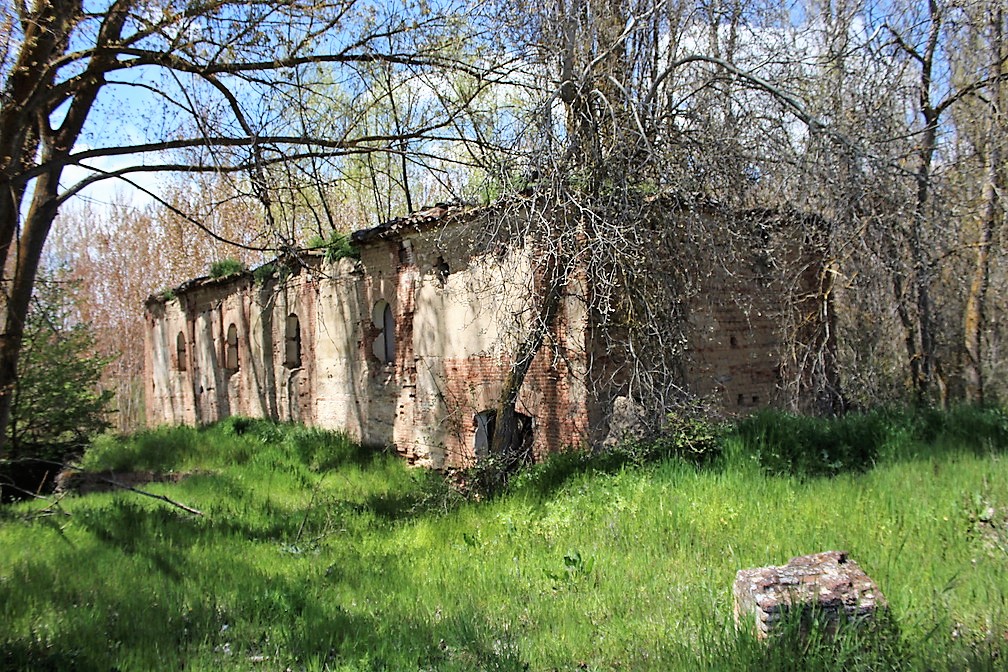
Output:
[0, 410, 1006, 670]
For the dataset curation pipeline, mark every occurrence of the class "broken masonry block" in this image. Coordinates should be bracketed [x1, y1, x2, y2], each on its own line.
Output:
[733, 551, 886, 639]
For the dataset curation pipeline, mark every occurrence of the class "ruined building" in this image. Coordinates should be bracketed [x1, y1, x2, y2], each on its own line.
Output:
[145, 201, 830, 469]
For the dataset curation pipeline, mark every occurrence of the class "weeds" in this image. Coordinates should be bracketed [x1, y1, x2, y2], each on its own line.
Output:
[732, 410, 887, 477]
[307, 231, 360, 263]
[208, 258, 246, 278]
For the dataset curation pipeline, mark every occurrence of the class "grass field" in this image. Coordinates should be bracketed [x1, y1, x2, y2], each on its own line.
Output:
[0, 409, 1006, 671]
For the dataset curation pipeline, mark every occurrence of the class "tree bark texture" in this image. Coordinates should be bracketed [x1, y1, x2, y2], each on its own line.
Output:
[963, 7, 1004, 405]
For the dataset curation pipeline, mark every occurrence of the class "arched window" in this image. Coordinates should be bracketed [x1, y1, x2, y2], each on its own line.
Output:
[225, 323, 239, 371]
[285, 313, 302, 368]
[176, 331, 187, 371]
[371, 300, 396, 364]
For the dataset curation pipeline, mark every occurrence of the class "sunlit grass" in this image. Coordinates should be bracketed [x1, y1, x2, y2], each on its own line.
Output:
[1, 410, 1006, 670]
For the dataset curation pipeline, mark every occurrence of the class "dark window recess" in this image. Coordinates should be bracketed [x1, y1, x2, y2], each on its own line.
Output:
[371, 300, 396, 364]
[399, 242, 415, 265]
[285, 313, 302, 368]
[435, 255, 450, 284]
[730, 335, 738, 349]
[382, 303, 396, 362]
[176, 332, 187, 371]
[473, 408, 534, 462]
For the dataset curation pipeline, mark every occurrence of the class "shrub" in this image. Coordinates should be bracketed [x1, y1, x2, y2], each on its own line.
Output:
[80, 425, 201, 472]
[307, 230, 359, 263]
[251, 262, 276, 285]
[502, 413, 722, 499]
[282, 425, 373, 471]
[647, 411, 723, 463]
[733, 410, 886, 477]
[601, 411, 723, 470]
[6, 276, 113, 464]
[907, 405, 1008, 451]
[509, 447, 593, 496]
[208, 258, 246, 278]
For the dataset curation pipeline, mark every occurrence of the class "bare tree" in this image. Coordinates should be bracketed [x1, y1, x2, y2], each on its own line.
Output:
[45, 183, 264, 432]
[881, 0, 1008, 405]
[474, 0, 843, 468]
[0, 0, 504, 449]
[959, 6, 1005, 404]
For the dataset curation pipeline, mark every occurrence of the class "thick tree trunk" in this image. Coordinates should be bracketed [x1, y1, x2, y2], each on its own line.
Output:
[0, 0, 121, 452]
[490, 266, 566, 467]
[0, 172, 62, 452]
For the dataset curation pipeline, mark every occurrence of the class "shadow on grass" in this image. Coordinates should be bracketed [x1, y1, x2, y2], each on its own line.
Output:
[75, 497, 202, 580]
[729, 405, 1008, 480]
[0, 530, 531, 671]
[505, 445, 709, 504]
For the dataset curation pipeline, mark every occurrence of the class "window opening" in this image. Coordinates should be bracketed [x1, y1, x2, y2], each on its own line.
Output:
[399, 241, 415, 265]
[176, 331, 187, 371]
[473, 409, 496, 460]
[383, 303, 395, 362]
[225, 323, 239, 371]
[434, 255, 450, 284]
[371, 300, 396, 364]
[285, 313, 302, 368]
[473, 409, 534, 462]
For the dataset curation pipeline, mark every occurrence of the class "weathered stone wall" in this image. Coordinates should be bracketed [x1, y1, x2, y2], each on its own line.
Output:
[684, 260, 788, 412]
[145, 267, 321, 429]
[145, 204, 819, 468]
[145, 212, 591, 469]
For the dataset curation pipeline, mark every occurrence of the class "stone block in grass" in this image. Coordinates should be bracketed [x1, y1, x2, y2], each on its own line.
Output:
[733, 550, 886, 639]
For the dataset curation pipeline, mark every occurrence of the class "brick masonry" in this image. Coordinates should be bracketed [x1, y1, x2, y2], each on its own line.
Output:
[733, 551, 887, 639]
[145, 204, 825, 469]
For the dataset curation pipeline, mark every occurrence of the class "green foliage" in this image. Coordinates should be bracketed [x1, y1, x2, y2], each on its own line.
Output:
[307, 230, 360, 263]
[250, 262, 276, 285]
[208, 258, 246, 278]
[460, 451, 529, 500]
[617, 412, 724, 467]
[80, 425, 201, 472]
[730, 406, 1008, 479]
[719, 608, 910, 671]
[2, 413, 1007, 669]
[80, 418, 367, 476]
[901, 405, 1008, 452]
[466, 412, 721, 501]
[733, 410, 887, 477]
[6, 278, 113, 462]
[251, 261, 296, 287]
[544, 549, 596, 589]
[282, 424, 376, 472]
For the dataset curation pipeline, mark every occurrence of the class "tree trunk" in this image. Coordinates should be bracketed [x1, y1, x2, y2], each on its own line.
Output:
[909, 117, 939, 405]
[963, 8, 1004, 405]
[0, 170, 62, 452]
[490, 265, 566, 465]
[963, 150, 1000, 405]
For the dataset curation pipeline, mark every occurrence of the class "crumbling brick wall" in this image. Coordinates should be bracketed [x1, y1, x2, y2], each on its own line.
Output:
[145, 203, 823, 468]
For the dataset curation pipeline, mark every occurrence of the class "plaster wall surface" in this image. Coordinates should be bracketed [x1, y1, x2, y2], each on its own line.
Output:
[145, 205, 820, 468]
